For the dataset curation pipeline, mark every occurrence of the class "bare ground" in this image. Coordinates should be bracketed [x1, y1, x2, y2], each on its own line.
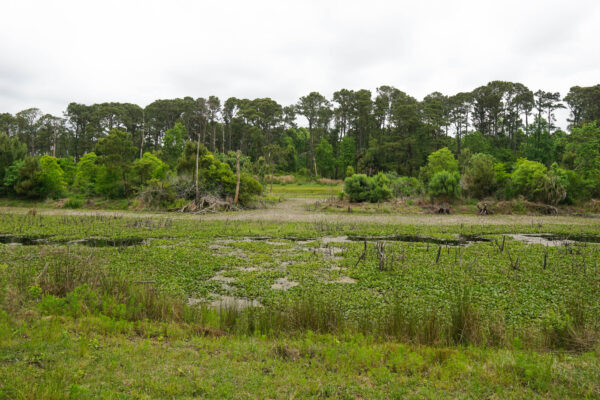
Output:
[1, 198, 596, 226]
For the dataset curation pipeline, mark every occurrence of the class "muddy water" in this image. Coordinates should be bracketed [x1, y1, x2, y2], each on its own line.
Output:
[508, 233, 600, 246]
[346, 234, 490, 246]
[0, 234, 50, 245]
[0, 234, 145, 247]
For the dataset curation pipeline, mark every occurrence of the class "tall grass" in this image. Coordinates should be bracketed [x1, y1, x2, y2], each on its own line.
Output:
[1, 251, 597, 350]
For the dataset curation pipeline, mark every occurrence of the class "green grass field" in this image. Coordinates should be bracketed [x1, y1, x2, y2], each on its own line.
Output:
[1, 203, 599, 398]
[268, 183, 343, 198]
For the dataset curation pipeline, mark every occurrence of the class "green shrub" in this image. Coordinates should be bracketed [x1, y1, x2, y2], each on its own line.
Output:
[10, 155, 66, 199]
[344, 174, 370, 202]
[95, 164, 127, 198]
[177, 142, 261, 203]
[131, 152, 170, 189]
[58, 158, 76, 186]
[511, 159, 548, 202]
[494, 162, 514, 199]
[369, 172, 392, 202]
[544, 164, 567, 205]
[238, 173, 263, 204]
[37, 155, 66, 199]
[345, 166, 355, 178]
[428, 171, 460, 201]
[563, 122, 600, 180]
[461, 153, 497, 199]
[74, 152, 99, 195]
[137, 178, 177, 209]
[94, 129, 136, 198]
[419, 147, 459, 184]
[161, 122, 186, 168]
[0, 132, 26, 187]
[562, 169, 593, 203]
[2, 159, 24, 194]
[389, 176, 423, 198]
[344, 173, 391, 203]
[315, 138, 335, 178]
[64, 197, 84, 209]
[297, 167, 309, 177]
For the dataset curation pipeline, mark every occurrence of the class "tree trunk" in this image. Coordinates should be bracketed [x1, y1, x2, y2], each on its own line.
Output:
[308, 121, 318, 176]
[221, 125, 225, 154]
[270, 162, 274, 195]
[212, 125, 216, 153]
[234, 150, 241, 204]
[140, 112, 145, 159]
[74, 130, 79, 162]
[228, 123, 232, 153]
[52, 124, 57, 157]
[195, 133, 200, 203]
[456, 124, 461, 156]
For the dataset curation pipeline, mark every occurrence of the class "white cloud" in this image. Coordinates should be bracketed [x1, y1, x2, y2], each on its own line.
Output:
[0, 0, 598, 129]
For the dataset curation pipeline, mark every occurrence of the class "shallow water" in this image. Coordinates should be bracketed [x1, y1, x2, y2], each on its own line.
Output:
[0, 234, 145, 247]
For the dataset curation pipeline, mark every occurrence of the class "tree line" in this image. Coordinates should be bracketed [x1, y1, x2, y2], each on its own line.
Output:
[0, 81, 599, 205]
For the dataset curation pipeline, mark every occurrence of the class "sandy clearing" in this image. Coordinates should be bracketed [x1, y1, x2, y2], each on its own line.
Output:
[1, 199, 596, 226]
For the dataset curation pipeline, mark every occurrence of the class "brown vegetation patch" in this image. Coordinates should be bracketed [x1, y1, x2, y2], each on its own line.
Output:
[266, 175, 295, 184]
[316, 178, 343, 185]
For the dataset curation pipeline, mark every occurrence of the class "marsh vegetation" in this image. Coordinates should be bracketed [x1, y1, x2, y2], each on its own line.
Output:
[1, 198, 600, 398]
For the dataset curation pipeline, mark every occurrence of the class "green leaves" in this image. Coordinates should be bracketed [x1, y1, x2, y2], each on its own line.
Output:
[511, 158, 548, 202]
[428, 171, 460, 201]
[462, 153, 497, 199]
[419, 147, 459, 184]
[344, 172, 391, 203]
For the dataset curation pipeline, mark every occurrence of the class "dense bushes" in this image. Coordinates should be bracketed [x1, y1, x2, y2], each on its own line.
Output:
[2, 119, 599, 207]
[344, 174, 370, 202]
[344, 172, 391, 202]
[511, 159, 549, 202]
[0, 133, 26, 188]
[461, 153, 497, 198]
[0, 128, 262, 207]
[73, 152, 99, 195]
[388, 176, 423, 197]
[131, 153, 170, 187]
[428, 171, 460, 201]
[419, 147, 459, 184]
[3, 155, 66, 199]
[342, 143, 596, 206]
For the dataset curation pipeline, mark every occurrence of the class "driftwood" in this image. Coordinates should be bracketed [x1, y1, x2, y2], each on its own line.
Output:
[437, 203, 451, 214]
[179, 195, 238, 214]
[477, 202, 493, 215]
[354, 240, 368, 268]
[529, 203, 558, 215]
[376, 241, 386, 271]
[435, 246, 442, 264]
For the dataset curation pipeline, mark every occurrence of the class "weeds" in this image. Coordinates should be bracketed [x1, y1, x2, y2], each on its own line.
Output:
[1, 211, 600, 352]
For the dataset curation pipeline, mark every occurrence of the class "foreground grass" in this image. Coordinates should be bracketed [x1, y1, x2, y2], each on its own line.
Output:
[1, 208, 600, 397]
[1, 313, 599, 399]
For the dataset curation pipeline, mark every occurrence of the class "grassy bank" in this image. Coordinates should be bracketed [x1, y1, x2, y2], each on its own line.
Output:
[2, 312, 599, 399]
[1, 208, 600, 397]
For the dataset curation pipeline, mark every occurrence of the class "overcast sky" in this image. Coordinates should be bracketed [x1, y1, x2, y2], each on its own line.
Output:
[1, 0, 599, 127]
